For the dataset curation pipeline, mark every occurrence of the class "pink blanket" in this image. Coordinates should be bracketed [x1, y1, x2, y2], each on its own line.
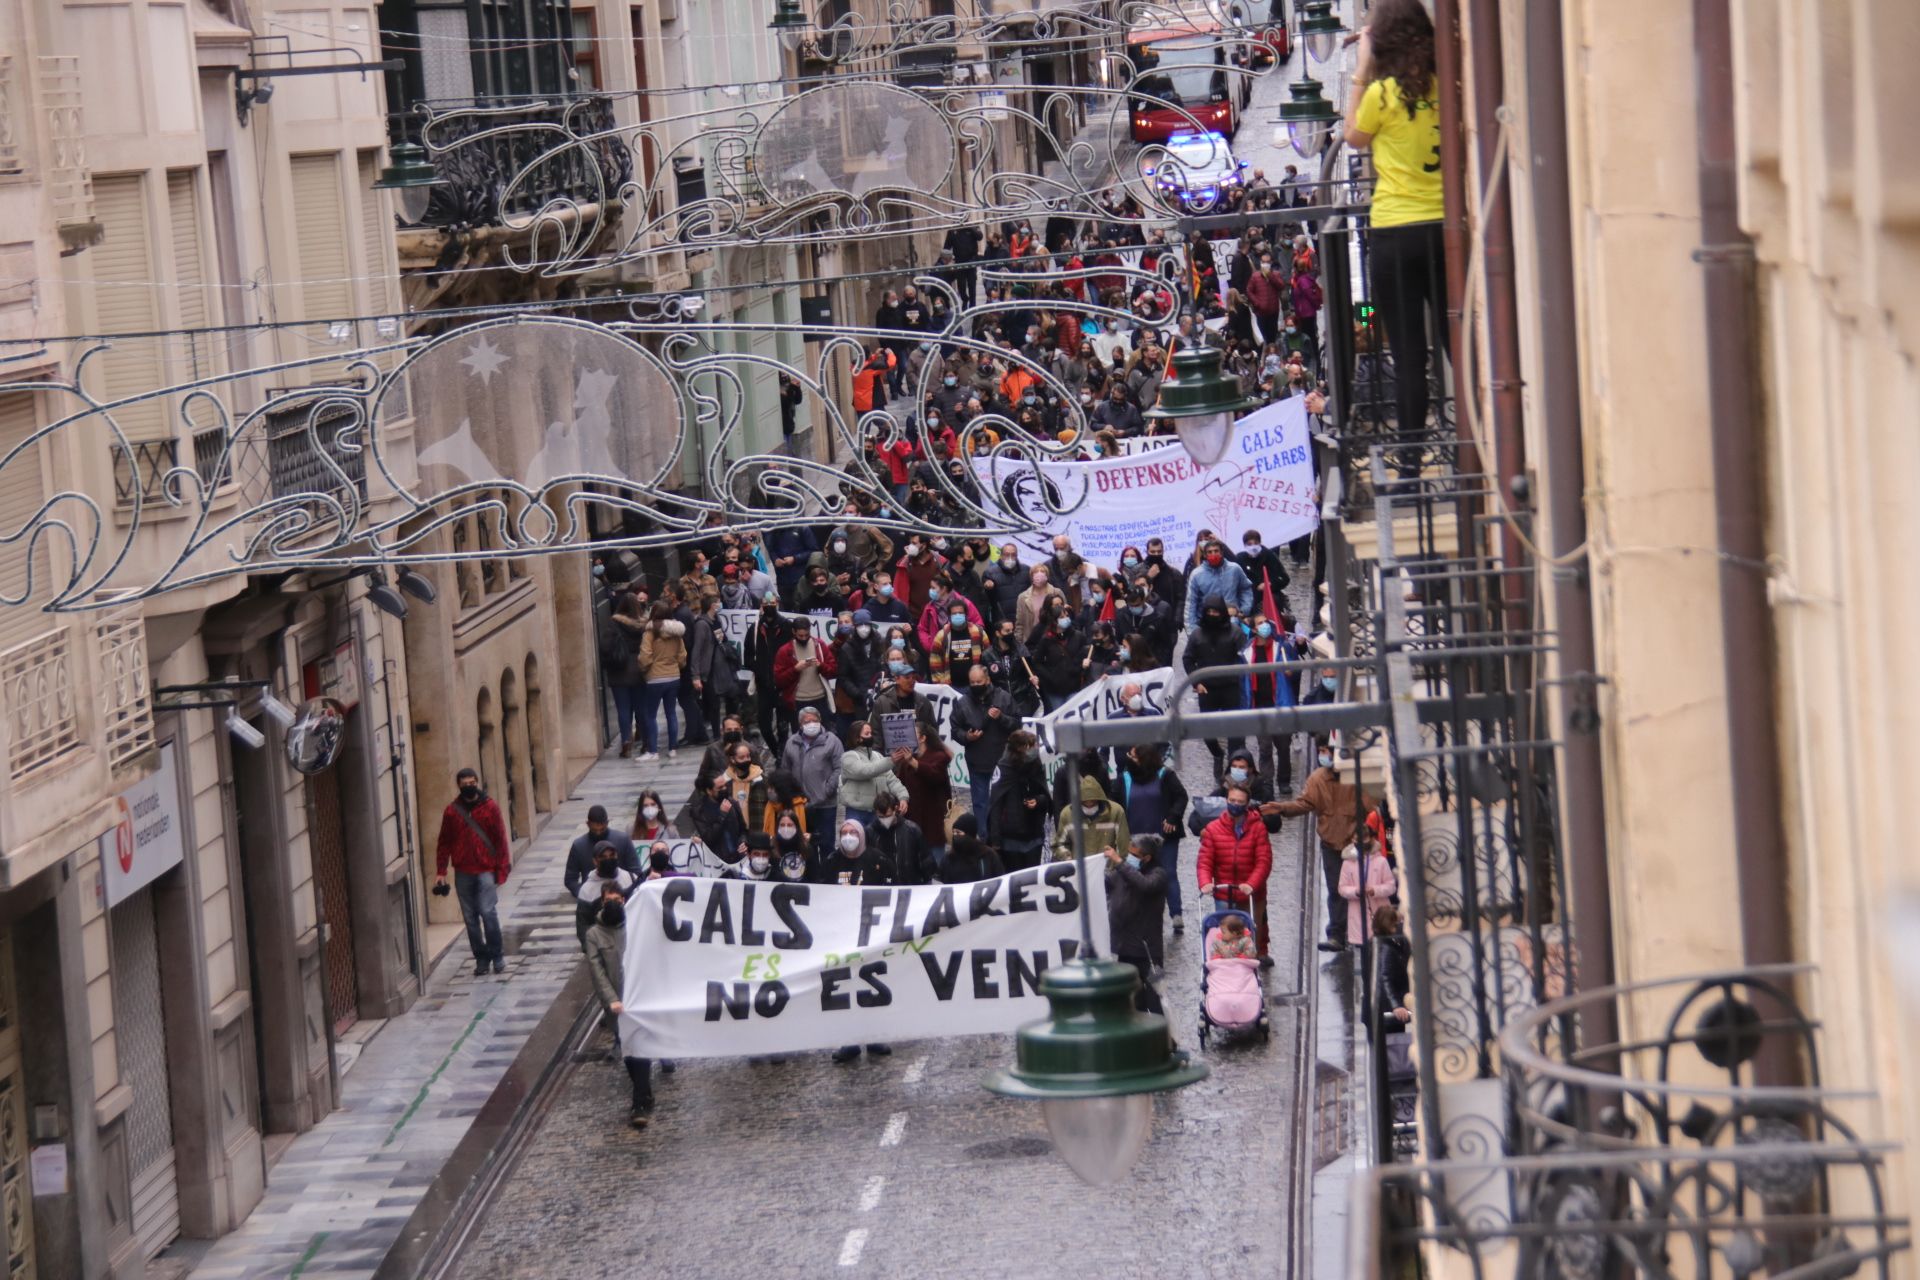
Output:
[1204, 956, 1263, 1027]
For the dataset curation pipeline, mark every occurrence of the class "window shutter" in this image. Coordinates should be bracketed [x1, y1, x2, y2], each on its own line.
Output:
[356, 152, 393, 316]
[290, 154, 352, 379]
[0, 393, 55, 650]
[90, 174, 165, 439]
[166, 170, 212, 380]
[356, 151, 409, 418]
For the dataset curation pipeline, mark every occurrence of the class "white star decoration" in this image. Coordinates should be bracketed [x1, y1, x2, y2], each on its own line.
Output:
[459, 337, 509, 385]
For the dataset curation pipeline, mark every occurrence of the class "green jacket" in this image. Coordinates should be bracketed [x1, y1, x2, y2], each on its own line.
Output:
[1052, 775, 1131, 862]
[584, 920, 626, 1013]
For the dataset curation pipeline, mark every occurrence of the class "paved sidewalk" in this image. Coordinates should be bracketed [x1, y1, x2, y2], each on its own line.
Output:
[174, 750, 702, 1280]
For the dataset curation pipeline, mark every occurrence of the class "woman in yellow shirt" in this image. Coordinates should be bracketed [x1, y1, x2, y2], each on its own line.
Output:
[1342, 0, 1444, 442]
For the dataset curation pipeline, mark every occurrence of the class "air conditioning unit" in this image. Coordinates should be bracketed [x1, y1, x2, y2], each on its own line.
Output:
[658, 0, 680, 22]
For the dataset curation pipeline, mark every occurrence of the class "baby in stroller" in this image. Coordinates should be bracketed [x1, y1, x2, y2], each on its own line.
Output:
[1198, 908, 1270, 1047]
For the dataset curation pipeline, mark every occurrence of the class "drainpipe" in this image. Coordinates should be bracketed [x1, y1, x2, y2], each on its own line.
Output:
[1462, 0, 1528, 612]
[1431, 0, 1474, 476]
[1692, 0, 1799, 1082]
[1525, 0, 1618, 1075]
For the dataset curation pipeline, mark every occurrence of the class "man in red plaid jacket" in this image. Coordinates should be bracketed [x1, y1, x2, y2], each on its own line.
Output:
[435, 767, 512, 976]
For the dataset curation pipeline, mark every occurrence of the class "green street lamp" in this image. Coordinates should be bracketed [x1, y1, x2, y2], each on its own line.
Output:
[984, 959, 1208, 1184]
[373, 140, 443, 225]
[1298, 0, 1345, 64]
[769, 0, 809, 54]
[1277, 76, 1339, 158]
[983, 758, 1208, 1186]
[1144, 346, 1260, 465]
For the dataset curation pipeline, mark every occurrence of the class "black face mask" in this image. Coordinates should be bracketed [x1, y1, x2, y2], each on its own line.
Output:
[723, 729, 744, 744]
[970, 685, 990, 700]
[649, 853, 671, 874]
[1203, 613, 1227, 629]
[599, 902, 625, 928]
[459, 785, 481, 803]
[732, 761, 752, 775]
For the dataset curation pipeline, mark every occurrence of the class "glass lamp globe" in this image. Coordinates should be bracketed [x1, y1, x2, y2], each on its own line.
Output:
[1174, 410, 1237, 466]
[1042, 1094, 1155, 1186]
[1289, 117, 1332, 156]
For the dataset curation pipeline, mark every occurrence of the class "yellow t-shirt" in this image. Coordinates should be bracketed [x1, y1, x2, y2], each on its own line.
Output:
[1354, 76, 1444, 228]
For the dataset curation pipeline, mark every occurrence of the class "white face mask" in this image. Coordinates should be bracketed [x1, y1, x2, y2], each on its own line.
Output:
[1127, 695, 1144, 712]
[778, 824, 798, 839]
[802, 721, 823, 738]
[642, 804, 660, 820]
[749, 856, 771, 875]
[876, 813, 897, 828]
[833, 541, 847, 553]
[1081, 803, 1102, 817]
[839, 834, 861, 853]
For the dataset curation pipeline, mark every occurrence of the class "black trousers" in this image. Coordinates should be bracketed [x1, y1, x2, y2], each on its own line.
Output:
[1320, 839, 1346, 943]
[1368, 221, 1447, 447]
[1123, 954, 1165, 1016]
[624, 1056, 654, 1111]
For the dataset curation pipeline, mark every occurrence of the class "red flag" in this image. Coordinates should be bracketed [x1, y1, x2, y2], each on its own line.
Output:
[1098, 582, 1116, 624]
[1260, 569, 1282, 624]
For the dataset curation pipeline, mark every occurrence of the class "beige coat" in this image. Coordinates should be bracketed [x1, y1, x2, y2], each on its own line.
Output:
[638, 620, 688, 682]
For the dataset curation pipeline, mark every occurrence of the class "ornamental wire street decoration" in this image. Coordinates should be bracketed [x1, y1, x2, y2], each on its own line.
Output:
[0, 253, 1196, 611]
[393, 0, 1283, 275]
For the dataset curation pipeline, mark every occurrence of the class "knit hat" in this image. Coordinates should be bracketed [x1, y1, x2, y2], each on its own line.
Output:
[853, 608, 873, 624]
[587, 804, 608, 824]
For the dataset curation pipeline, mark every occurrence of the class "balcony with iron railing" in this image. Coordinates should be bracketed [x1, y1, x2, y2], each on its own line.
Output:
[390, 94, 634, 233]
[38, 54, 98, 251]
[1350, 966, 1913, 1279]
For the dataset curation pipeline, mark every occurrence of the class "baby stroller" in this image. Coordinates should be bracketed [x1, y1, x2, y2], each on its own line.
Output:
[1198, 908, 1270, 1048]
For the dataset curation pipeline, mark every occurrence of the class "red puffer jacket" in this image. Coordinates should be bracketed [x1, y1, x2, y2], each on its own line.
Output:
[1196, 809, 1272, 907]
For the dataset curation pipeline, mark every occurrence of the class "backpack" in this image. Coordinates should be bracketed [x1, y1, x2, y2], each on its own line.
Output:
[1187, 794, 1230, 837]
[599, 612, 632, 668]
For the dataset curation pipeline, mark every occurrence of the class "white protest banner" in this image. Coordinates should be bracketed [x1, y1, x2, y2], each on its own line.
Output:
[99, 741, 184, 907]
[1028, 667, 1174, 755]
[1112, 435, 1182, 457]
[716, 608, 838, 655]
[970, 396, 1317, 572]
[619, 864, 1109, 1058]
[662, 837, 734, 877]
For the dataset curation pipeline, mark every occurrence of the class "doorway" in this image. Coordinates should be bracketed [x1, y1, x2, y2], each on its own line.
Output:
[0, 925, 36, 1277]
[305, 765, 358, 1035]
[108, 889, 180, 1258]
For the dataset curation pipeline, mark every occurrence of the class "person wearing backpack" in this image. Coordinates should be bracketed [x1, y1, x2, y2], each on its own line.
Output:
[1117, 743, 1190, 933]
[601, 592, 646, 756]
[686, 593, 739, 742]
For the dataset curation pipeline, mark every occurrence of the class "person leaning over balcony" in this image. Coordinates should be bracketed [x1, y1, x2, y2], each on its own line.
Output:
[1344, 0, 1445, 440]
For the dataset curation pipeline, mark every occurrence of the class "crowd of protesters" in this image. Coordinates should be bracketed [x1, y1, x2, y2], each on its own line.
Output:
[552, 0, 1470, 1131]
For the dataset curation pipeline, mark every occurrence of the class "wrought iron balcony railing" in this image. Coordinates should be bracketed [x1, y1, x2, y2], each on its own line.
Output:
[91, 603, 153, 773]
[396, 94, 634, 231]
[1348, 967, 1913, 1280]
[0, 627, 80, 782]
[38, 55, 97, 247]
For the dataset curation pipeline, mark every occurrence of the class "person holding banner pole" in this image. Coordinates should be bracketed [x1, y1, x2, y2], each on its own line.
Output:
[581, 888, 654, 1130]
[839, 720, 907, 831]
[1106, 835, 1171, 1015]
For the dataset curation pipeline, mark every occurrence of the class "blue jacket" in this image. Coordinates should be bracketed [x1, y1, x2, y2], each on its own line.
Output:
[1184, 560, 1255, 627]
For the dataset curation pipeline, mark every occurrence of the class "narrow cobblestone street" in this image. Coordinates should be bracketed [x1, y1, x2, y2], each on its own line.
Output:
[447, 575, 1325, 1279]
